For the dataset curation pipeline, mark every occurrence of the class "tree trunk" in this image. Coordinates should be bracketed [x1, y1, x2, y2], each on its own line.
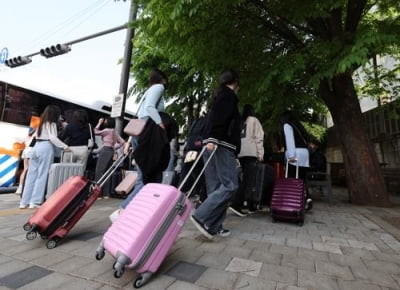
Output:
[319, 73, 391, 207]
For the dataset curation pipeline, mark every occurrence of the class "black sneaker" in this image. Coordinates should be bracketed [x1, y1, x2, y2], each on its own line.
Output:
[216, 228, 231, 237]
[247, 204, 258, 214]
[190, 215, 214, 240]
[228, 206, 247, 217]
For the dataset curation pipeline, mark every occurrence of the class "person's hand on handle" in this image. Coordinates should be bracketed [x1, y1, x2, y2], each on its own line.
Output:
[206, 143, 215, 152]
[123, 137, 132, 155]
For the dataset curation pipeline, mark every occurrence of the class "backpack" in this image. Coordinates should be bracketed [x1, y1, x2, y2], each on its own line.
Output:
[185, 116, 207, 152]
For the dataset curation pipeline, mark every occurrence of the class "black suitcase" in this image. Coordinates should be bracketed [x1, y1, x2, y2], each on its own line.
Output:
[245, 162, 275, 207]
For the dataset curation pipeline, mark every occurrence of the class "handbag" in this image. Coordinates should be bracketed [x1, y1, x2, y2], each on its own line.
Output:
[123, 118, 147, 136]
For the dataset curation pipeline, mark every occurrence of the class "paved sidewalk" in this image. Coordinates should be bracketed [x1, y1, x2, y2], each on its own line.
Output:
[1, 188, 400, 289]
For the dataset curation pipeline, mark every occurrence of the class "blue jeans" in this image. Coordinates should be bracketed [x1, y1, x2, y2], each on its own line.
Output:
[20, 141, 54, 206]
[193, 146, 239, 233]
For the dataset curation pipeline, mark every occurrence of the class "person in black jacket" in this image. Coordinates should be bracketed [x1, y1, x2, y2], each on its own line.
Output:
[190, 69, 241, 239]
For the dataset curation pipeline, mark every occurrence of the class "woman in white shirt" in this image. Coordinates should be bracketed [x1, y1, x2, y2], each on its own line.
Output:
[20, 105, 70, 209]
[280, 110, 310, 178]
[280, 110, 313, 210]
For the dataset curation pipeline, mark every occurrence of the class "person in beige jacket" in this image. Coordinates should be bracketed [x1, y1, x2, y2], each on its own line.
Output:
[229, 104, 264, 216]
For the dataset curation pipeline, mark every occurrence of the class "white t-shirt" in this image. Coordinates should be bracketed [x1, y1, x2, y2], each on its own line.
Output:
[283, 123, 309, 167]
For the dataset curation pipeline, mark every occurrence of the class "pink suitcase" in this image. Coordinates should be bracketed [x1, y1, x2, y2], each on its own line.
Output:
[270, 160, 305, 226]
[95, 146, 216, 288]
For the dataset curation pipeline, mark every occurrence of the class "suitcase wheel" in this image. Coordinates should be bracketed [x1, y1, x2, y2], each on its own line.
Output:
[95, 250, 105, 260]
[26, 231, 37, 240]
[23, 223, 32, 232]
[134, 272, 152, 289]
[46, 239, 58, 249]
[113, 260, 125, 278]
[40, 235, 48, 240]
[114, 268, 124, 279]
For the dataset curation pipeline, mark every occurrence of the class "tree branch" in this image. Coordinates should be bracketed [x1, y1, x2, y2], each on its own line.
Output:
[242, 0, 304, 47]
[345, 0, 367, 32]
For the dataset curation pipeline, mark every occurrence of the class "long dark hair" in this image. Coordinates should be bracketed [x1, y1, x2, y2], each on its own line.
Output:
[242, 104, 255, 122]
[72, 109, 88, 128]
[104, 117, 116, 129]
[37, 105, 61, 137]
[280, 110, 310, 142]
[149, 69, 168, 87]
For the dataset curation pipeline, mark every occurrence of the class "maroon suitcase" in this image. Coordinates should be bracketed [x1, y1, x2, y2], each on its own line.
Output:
[270, 161, 305, 226]
[23, 153, 128, 249]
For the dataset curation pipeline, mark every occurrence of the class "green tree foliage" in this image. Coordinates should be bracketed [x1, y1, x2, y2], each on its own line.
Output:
[129, 0, 400, 205]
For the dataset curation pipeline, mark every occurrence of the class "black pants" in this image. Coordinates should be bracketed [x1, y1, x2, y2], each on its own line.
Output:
[231, 156, 257, 209]
[95, 146, 114, 197]
[287, 163, 308, 180]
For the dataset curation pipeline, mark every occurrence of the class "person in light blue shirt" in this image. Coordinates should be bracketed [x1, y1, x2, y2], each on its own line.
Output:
[137, 82, 165, 124]
[120, 69, 168, 210]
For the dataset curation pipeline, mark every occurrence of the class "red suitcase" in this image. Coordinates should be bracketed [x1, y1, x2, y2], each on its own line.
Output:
[270, 160, 305, 226]
[23, 153, 128, 249]
[267, 161, 285, 180]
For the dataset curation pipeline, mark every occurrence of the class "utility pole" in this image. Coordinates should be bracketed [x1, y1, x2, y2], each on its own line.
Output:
[115, 0, 138, 134]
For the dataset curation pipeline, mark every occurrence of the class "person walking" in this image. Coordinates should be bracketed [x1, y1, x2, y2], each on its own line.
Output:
[229, 104, 264, 216]
[59, 109, 93, 169]
[280, 110, 312, 209]
[94, 117, 125, 199]
[15, 127, 36, 195]
[120, 68, 169, 210]
[19, 105, 70, 209]
[190, 69, 242, 239]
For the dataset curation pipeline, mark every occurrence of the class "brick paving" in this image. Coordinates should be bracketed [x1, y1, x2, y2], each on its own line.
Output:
[0, 187, 400, 289]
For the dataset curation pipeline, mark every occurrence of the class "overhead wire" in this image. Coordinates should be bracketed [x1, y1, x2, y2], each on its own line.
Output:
[14, 0, 110, 55]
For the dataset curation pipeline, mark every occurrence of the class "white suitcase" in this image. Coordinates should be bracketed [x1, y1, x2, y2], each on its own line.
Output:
[46, 152, 84, 198]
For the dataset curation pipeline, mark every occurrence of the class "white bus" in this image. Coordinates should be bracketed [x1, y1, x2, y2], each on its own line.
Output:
[0, 80, 134, 191]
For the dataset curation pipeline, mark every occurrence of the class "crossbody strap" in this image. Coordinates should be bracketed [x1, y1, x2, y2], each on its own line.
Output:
[88, 123, 93, 141]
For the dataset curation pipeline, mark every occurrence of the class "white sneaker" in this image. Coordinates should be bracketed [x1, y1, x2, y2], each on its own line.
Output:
[15, 184, 23, 195]
[109, 209, 121, 223]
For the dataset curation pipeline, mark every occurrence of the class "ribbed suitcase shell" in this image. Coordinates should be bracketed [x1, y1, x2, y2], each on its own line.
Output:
[26, 176, 100, 242]
[270, 178, 305, 225]
[101, 183, 191, 275]
[46, 163, 84, 197]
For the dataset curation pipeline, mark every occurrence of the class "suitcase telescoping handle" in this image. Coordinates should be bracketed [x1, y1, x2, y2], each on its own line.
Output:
[96, 149, 132, 188]
[61, 150, 74, 163]
[178, 144, 218, 198]
[285, 158, 299, 179]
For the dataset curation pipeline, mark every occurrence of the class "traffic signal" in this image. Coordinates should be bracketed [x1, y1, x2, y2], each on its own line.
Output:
[4, 56, 32, 68]
[40, 44, 71, 58]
